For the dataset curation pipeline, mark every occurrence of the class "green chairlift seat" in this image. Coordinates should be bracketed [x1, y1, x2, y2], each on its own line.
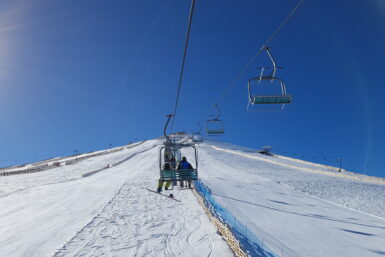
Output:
[176, 169, 198, 180]
[160, 169, 198, 181]
[252, 95, 292, 104]
[160, 170, 175, 181]
[207, 130, 224, 135]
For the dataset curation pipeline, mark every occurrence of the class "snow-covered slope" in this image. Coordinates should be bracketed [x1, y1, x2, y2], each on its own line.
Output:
[1, 138, 385, 257]
[0, 140, 231, 257]
[200, 140, 385, 257]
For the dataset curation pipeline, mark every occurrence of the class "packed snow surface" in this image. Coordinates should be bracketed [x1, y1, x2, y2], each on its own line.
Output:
[0, 140, 231, 257]
[200, 140, 385, 257]
[1, 138, 385, 257]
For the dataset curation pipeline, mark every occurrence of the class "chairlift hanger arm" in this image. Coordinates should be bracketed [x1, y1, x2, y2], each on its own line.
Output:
[163, 114, 174, 144]
[214, 104, 220, 114]
[213, 104, 222, 119]
[261, 46, 278, 77]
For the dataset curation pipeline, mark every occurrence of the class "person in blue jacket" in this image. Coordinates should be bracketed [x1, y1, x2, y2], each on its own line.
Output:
[177, 156, 193, 188]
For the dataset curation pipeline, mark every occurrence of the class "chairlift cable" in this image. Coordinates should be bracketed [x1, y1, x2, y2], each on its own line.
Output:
[214, 0, 305, 105]
[170, 0, 196, 133]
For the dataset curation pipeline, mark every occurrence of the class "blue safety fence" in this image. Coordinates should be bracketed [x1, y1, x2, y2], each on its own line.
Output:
[194, 179, 279, 257]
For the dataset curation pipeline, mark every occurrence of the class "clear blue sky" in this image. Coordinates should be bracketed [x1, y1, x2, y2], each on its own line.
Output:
[0, 0, 384, 177]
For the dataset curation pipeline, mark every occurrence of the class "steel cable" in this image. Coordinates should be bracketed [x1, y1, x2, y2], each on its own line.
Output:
[170, 0, 196, 133]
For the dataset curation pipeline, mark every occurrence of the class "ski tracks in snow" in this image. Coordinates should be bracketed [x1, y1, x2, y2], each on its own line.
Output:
[54, 148, 230, 257]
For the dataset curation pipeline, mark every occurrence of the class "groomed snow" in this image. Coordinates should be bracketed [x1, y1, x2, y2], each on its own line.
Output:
[200, 140, 385, 257]
[1, 137, 385, 257]
[0, 139, 232, 257]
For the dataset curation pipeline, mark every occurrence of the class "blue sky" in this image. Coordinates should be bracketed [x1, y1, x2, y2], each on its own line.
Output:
[0, 0, 384, 177]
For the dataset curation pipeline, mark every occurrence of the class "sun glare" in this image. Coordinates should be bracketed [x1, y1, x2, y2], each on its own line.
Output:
[377, 0, 385, 13]
[0, 1, 34, 81]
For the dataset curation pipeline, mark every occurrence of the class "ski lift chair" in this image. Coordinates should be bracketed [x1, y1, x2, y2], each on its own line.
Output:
[159, 143, 198, 183]
[159, 114, 198, 185]
[206, 118, 224, 135]
[247, 46, 292, 111]
[206, 104, 225, 135]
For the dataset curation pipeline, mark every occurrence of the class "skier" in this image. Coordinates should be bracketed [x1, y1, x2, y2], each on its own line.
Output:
[157, 162, 172, 192]
[177, 156, 193, 188]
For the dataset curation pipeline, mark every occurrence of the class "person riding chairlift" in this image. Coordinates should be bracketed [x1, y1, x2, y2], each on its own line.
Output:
[177, 156, 193, 188]
[157, 162, 172, 193]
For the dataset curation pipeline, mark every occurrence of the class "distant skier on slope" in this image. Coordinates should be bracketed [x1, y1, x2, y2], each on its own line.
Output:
[177, 156, 193, 188]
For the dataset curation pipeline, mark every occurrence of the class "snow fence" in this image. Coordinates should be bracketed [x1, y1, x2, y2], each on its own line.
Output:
[194, 180, 280, 257]
[0, 141, 147, 177]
